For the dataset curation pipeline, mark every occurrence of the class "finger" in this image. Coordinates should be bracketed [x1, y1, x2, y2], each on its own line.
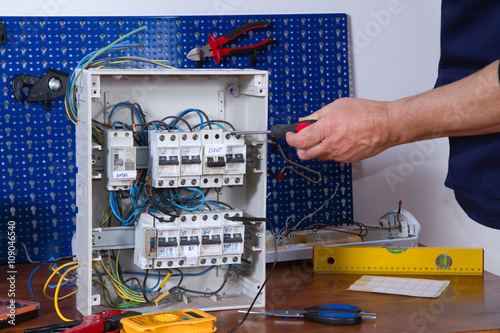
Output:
[295, 139, 331, 161]
[298, 111, 319, 122]
[285, 122, 322, 149]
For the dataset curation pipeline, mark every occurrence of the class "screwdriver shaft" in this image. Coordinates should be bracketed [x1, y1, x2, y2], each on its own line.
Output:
[230, 130, 271, 136]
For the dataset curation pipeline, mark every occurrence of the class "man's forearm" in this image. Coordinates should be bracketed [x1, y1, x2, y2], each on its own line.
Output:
[388, 60, 500, 146]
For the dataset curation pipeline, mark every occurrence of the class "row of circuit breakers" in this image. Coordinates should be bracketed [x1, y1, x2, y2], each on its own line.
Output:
[97, 127, 248, 269]
[134, 211, 245, 270]
[103, 127, 247, 190]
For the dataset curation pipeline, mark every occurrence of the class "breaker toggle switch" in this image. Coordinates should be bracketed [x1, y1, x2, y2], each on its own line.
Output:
[159, 156, 180, 166]
[226, 153, 245, 163]
[223, 233, 243, 243]
[158, 237, 178, 247]
[206, 156, 226, 167]
[202, 234, 222, 245]
[180, 236, 200, 246]
[182, 155, 202, 165]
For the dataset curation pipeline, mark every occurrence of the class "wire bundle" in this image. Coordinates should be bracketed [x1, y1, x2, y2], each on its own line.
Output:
[65, 25, 175, 126]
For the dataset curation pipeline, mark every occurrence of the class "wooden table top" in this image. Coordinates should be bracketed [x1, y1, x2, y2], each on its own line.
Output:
[2, 260, 500, 333]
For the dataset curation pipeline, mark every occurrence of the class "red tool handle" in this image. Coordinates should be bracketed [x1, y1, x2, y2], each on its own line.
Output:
[211, 38, 273, 64]
[270, 119, 317, 139]
[208, 20, 269, 49]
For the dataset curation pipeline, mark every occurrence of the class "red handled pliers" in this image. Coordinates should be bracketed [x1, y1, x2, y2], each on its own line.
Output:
[186, 20, 273, 67]
[24, 309, 141, 333]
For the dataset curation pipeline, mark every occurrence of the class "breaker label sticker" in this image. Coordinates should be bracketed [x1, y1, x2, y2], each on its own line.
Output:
[113, 170, 137, 179]
[205, 144, 226, 156]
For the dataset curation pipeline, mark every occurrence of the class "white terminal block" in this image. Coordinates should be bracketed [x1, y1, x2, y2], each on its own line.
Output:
[398, 221, 409, 238]
[103, 128, 137, 191]
[149, 131, 181, 188]
[179, 131, 203, 187]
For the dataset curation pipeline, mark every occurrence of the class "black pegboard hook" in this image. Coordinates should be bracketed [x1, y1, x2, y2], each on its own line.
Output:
[12, 68, 69, 111]
[0, 20, 6, 45]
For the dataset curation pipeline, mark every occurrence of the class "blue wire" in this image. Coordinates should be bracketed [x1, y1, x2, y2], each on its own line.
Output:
[68, 41, 139, 117]
[48, 276, 78, 288]
[169, 187, 205, 211]
[204, 201, 224, 210]
[111, 121, 123, 130]
[174, 109, 205, 129]
[109, 191, 142, 225]
[123, 270, 161, 292]
[108, 102, 143, 123]
[201, 122, 225, 131]
[120, 266, 215, 277]
[29, 262, 47, 294]
[130, 182, 147, 209]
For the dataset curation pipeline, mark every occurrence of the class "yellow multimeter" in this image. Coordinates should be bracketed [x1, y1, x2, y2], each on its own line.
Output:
[120, 308, 217, 333]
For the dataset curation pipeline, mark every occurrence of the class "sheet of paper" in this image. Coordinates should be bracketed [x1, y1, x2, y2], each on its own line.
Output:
[348, 275, 450, 298]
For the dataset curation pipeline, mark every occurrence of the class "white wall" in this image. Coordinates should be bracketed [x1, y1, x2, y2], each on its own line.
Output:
[7, 0, 500, 275]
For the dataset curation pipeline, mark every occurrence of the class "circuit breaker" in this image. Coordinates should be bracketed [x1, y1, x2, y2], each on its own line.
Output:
[75, 68, 268, 316]
[179, 131, 203, 187]
[103, 128, 137, 191]
[149, 131, 181, 188]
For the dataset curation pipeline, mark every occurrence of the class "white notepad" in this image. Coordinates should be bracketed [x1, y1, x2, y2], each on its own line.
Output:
[348, 275, 450, 298]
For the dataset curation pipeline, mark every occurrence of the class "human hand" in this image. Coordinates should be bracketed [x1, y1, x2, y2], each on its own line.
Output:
[285, 98, 393, 163]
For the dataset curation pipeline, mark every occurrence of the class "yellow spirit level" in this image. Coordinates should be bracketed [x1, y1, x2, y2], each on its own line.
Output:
[313, 246, 483, 275]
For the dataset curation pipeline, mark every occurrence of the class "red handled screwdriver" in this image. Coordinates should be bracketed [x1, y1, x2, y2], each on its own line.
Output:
[230, 119, 316, 139]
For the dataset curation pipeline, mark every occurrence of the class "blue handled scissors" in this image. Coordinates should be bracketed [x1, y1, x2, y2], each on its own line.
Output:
[240, 304, 376, 326]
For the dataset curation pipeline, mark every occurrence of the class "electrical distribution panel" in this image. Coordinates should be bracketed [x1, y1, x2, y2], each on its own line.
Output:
[75, 69, 268, 316]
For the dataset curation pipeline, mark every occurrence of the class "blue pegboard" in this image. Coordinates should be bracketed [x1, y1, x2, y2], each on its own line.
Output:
[0, 14, 351, 263]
